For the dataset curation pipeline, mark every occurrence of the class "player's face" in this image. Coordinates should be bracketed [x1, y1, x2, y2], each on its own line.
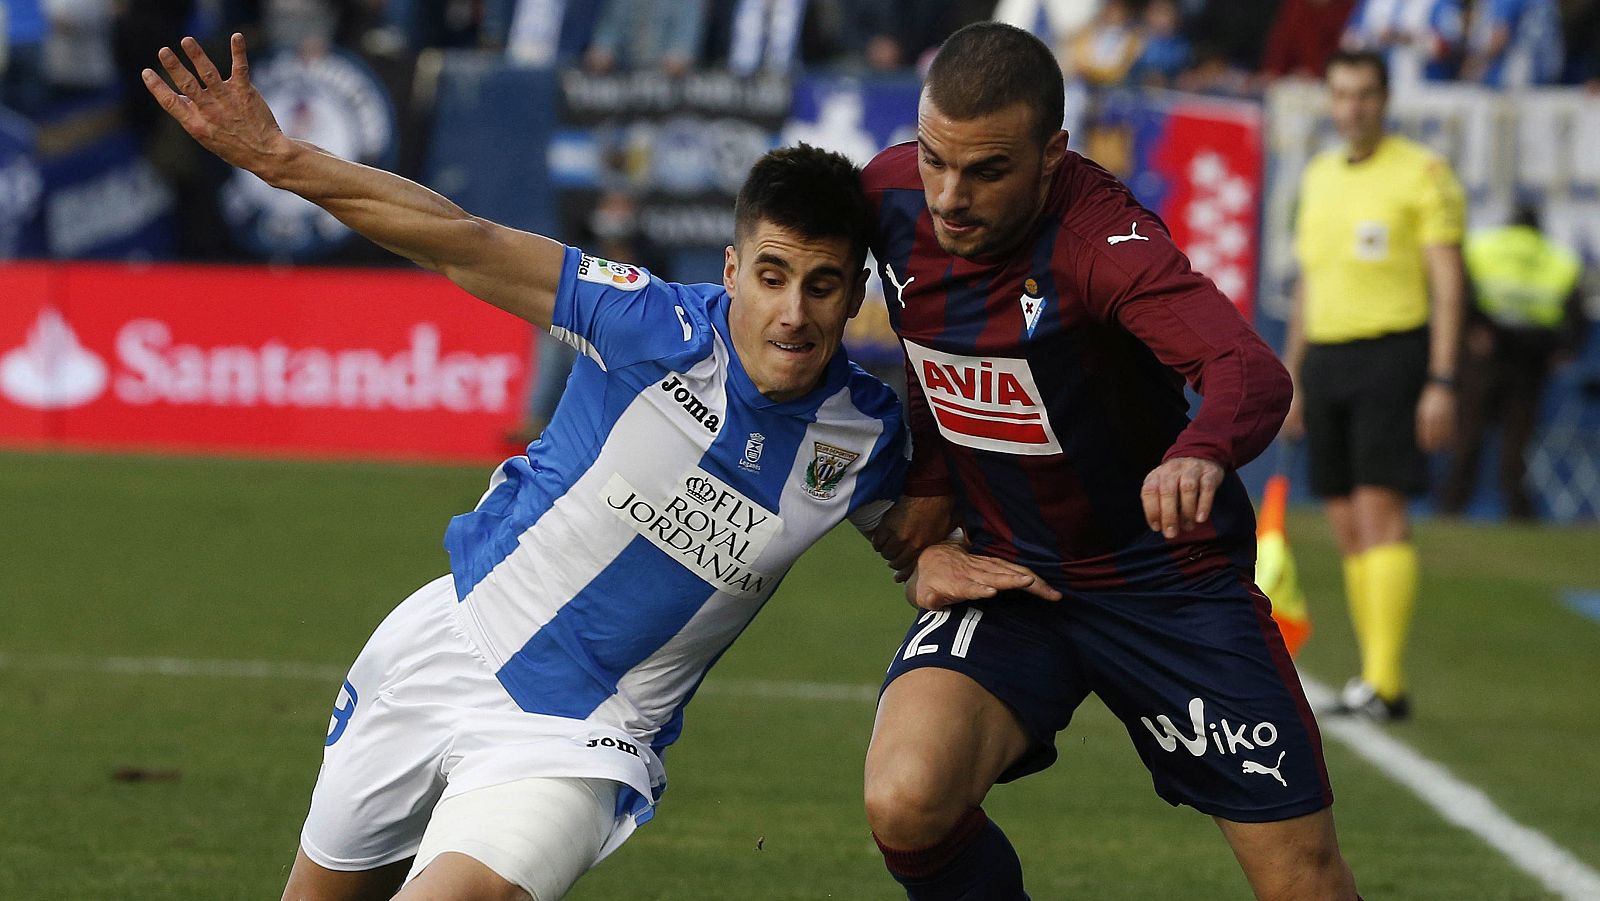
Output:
[724, 222, 866, 403]
[916, 94, 1068, 260]
[1327, 62, 1387, 150]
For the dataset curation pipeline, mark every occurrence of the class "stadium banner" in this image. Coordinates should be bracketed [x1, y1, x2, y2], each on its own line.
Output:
[550, 70, 791, 251]
[1095, 91, 1265, 321]
[0, 106, 46, 259]
[40, 127, 176, 260]
[0, 263, 533, 463]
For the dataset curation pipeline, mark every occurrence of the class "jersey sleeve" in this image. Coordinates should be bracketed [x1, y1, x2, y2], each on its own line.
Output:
[1080, 221, 1293, 471]
[550, 245, 710, 371]
[898, 353, 954, 496]
[1417, 155, 1466, 247]
[847, 401, 910, 533]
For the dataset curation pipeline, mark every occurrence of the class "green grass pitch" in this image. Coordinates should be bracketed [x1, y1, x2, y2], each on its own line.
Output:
[1, 450, 1596, 899]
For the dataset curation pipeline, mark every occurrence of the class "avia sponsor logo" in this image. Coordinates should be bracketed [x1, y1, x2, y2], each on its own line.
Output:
[602, 468, 781, 598]
[1140, 697, 1288, 786]
[0, 307, 108, 410]
[659, 373, 722, 433]
[902, 340, 1061, 456]
[0, 309, 521, 414]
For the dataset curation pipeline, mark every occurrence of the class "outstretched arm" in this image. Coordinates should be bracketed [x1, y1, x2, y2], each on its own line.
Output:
[143, 34, 564, 329]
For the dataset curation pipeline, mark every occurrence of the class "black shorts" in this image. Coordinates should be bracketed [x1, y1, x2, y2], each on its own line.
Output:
[881, 571, 1334, 824]
[1302, 328, 1429, 497]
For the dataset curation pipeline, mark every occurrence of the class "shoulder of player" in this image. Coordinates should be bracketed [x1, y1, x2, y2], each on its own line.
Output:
[1051, 153, 1175, 275]
[862, 142, 921, 194]
[1380, 135, 1457, 178]
[809, 366, 904, 454]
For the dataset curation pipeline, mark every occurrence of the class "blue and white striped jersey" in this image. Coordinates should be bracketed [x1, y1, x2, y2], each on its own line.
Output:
[444, 247, 906, 760]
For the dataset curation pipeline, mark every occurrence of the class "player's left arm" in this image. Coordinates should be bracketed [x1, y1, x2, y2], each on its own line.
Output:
[1418, 242, 1464, 452]
[1086, 218, 1293, 538]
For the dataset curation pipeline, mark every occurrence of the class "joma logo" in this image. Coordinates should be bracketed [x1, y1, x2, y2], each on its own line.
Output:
[660, 373, 720, 433]
[586, 736, 641, 757]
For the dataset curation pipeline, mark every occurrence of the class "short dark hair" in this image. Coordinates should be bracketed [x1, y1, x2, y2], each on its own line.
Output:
[923, 22, 1065, 146]
[733, 143, 870, 267]
[1326, 48, 1389, 92]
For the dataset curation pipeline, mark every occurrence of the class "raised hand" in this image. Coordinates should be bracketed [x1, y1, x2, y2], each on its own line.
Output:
[142, 34, 294, 179]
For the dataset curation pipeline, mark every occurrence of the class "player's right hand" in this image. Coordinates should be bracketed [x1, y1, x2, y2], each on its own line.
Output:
[904, 543, 1061, 611]
[873, 494, 958, 579]
[142, 34, 294, 179]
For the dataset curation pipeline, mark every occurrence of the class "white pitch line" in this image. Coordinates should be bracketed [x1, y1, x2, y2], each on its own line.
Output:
[4, 651, 1595, 897]
[1302, 676, 1600, 901]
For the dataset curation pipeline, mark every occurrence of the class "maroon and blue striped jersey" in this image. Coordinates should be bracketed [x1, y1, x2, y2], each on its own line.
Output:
[865, 144, 1292, 591]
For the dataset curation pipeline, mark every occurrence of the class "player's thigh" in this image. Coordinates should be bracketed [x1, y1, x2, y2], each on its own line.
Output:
[1077, 575, 1334, 823]
[281, 848, 413, 901]
[401, 777, 620, 901]
[1348, 331, 1428, 495]
[870, 598, 1084, 811]
[1300, 343, 1354, 498]
[301, 576, 474, 872]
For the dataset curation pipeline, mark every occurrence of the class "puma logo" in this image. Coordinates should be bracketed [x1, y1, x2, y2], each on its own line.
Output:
[1106, 222, 1149, 245]
[884, 262, 915, 307]
[1241, 751, 1287, 787]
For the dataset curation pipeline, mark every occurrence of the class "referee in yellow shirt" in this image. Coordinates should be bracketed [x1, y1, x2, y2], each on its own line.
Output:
[1284, 49, 1467, 721]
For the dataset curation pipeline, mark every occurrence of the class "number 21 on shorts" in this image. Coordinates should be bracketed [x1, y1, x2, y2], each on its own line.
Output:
[900, 608, 984, 661]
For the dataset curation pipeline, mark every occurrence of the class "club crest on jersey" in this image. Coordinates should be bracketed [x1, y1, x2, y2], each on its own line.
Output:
[740, 432, 765, 472]
[803, 441, 859, 499]
[577, 254, 648, 291]
[1019, 278, 1047, 338]
[903, 340, 1062, 456]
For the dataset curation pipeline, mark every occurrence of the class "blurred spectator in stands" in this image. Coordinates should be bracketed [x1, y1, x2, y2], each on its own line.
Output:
[113, 0, 193, 137]
[1263, 0, 1356, 81]
[584, 0, 706, 77]
[2, 0, 49, 116]
[994, 0, 1099, 54]
[377, 0, 482, 51]
[1461, 0, 1564, 86]
[1438, 205, 1587, 519]
[1131, 0, 1192, 86]
[1342, 0, 1465, 89]
[1067, 0, 1142, 86]
[848, 0, 997, 73]
[1558, 0, 1598, 86]
[724, 0, 807, 75]
[1186, 0, 1280, 73]
[42, 0, 115, 104]
[501, 0, 601, 64]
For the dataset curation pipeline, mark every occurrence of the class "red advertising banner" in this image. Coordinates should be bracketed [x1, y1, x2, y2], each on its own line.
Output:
[0, 263, 535, 463]
[1147, 98, 1265, 322]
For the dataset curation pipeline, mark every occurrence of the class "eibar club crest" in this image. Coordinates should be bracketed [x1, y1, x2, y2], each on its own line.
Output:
[1019, 277, 1046, 338]
[803, 441, 859, 500]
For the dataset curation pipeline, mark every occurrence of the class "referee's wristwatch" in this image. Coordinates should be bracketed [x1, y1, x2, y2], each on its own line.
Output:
[1427, 374, 1457, 390]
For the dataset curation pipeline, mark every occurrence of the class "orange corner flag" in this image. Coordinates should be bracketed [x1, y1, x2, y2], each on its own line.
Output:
[1256, 474, 1311, 656]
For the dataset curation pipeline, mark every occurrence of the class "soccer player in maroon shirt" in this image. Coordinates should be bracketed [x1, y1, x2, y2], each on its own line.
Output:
[861, 22, 1360, 901]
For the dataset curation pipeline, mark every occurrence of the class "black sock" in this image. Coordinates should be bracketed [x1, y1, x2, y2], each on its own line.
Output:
[874, 808, 1029, 901]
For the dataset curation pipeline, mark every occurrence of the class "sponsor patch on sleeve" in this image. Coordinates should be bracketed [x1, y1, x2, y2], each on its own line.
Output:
[577, 254, 649, 292]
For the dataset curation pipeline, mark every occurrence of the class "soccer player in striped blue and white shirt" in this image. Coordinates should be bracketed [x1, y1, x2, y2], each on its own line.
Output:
[144, 33, 1062, 901]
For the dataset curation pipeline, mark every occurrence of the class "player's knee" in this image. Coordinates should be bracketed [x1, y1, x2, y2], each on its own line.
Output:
[864, 768, 969, 849]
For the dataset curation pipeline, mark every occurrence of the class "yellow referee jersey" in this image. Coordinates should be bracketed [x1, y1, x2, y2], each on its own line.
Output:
[1294, 135, 1466, 344]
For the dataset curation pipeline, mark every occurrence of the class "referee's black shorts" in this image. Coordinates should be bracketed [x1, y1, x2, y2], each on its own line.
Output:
[1301, 327, 1429, 498]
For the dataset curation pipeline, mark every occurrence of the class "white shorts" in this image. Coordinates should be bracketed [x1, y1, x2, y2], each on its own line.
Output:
[300, 575, 666, 875]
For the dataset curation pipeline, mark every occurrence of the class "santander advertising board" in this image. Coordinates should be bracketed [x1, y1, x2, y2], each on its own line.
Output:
[0, 263, 533, 462]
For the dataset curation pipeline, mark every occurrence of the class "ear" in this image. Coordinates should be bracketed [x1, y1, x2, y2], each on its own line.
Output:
[847, 266, 868, 319]
[723, 245, 738, 297]
[1043, 129, 1069, 176]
